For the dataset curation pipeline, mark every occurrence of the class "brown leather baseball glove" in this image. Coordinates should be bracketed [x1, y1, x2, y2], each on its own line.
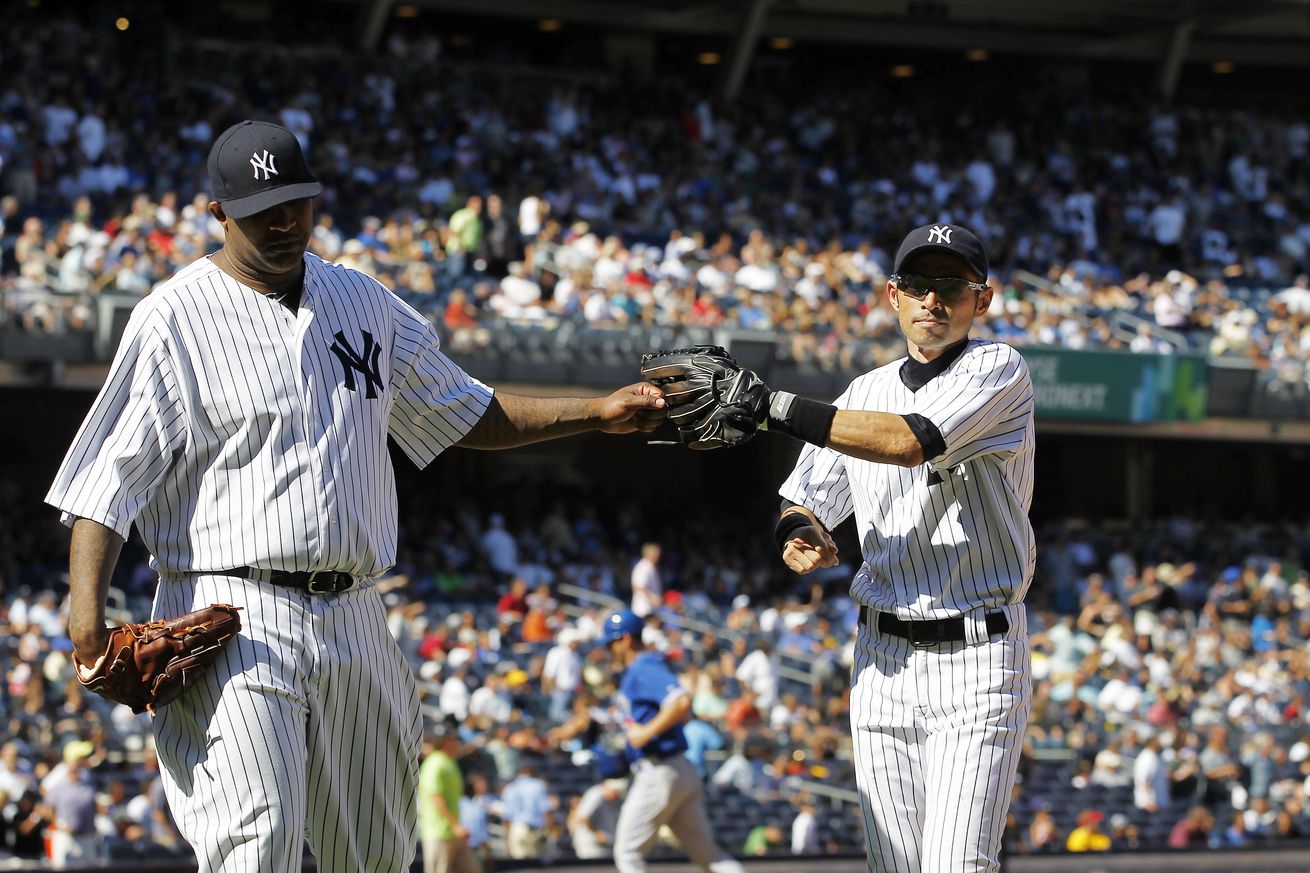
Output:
[73, 604, 243, 714]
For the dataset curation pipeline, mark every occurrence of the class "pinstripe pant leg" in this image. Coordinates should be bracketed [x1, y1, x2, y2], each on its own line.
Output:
[303, 584, 423, 873]
[152, 575, 310, 873]
[850, 624, 925, 873]
[918, 634, 1030, 873]
[613, 766, 674, 873]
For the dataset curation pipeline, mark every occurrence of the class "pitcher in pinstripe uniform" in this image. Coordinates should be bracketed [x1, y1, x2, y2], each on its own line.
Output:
[44, 120, 666, 873]
[771, 224, 1035, 873]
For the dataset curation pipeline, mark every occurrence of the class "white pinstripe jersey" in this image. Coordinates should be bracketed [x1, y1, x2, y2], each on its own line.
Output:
[780, 338, 1035, 620]
[46, 253, 493, 577]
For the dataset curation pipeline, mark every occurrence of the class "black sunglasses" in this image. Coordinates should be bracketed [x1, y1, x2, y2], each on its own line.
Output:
[891, 273, 988, 304]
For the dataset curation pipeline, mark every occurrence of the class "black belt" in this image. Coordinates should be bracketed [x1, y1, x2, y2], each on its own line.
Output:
[859, 605, 1008, 647]
[224, 567, 356, 594]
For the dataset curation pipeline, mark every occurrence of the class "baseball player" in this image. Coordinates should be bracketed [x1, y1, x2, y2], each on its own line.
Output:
[44, 119, 666, 873]
[772, 224, 1035, 872]
[603, 610, 746, 873]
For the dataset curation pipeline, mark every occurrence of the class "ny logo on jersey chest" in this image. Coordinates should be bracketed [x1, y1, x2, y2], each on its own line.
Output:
[329, 330, 384, 399]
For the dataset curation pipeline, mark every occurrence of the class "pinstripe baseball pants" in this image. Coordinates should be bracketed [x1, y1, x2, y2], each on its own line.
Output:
[849, 603, 1030, 873]
[613, 754, 746, 873]
[151, 573, 423, 873]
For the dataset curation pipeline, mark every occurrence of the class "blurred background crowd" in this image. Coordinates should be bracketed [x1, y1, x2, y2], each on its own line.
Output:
[4, 16, 1310, 383]
[3, 466, 1310, 865]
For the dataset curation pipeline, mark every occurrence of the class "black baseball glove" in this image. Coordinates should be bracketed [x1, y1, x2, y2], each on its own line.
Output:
[639, 345, 770, 449]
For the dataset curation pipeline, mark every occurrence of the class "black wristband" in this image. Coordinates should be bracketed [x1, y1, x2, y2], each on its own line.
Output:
[766, 391, 838, 447]
[901, 413, 946, 461]
[774, 512, 814, 554]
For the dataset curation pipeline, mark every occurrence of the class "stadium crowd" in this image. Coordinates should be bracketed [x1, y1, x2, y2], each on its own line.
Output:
[5, 18, 1310, 386]
[3, 463, 1310, 865]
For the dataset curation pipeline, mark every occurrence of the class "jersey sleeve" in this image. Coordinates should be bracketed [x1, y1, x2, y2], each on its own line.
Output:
[777, 386, 855, 531]
[387, 294, 494, 468]
[915, 343, 1034, 471]
[45, 300, 186, 538]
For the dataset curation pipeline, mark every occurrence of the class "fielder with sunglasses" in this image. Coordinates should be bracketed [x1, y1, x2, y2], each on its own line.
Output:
[642, 222, 1034, 872]
[779, 223, 1034, 873]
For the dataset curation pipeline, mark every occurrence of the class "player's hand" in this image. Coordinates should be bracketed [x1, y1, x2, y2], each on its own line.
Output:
[625, 722, 653, 749]
[782, 526, 839, 574]
[454, 824, 469, 841]
[593, 382, 667, 434]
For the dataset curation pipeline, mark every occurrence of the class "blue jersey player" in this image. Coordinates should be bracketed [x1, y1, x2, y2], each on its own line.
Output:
[603, 610, 746, 873]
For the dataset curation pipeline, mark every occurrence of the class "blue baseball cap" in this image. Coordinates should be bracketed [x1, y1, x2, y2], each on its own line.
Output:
[601, 610, 644, 644]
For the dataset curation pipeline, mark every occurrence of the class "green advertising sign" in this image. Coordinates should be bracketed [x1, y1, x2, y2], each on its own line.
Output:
[1019, 347, 1208, 423]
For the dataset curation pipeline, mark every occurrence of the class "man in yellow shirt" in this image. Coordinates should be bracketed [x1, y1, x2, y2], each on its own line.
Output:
[1066, 809, 1112, 852]
[418, 727, 477, 873]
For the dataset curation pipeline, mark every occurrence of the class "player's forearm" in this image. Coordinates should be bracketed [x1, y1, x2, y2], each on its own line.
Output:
[68, 518, 125, 656]
[457, 393, 600, 449]
[823, 410, 924, 467]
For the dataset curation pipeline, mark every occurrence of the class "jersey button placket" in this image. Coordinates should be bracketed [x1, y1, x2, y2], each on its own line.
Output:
[293, 281, 330, 568]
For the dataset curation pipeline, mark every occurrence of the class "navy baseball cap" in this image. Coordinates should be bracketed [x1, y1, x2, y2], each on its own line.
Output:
[893, 223, 989, 280]
[207, 120, 321, 219]
[602, 610, 644, 643]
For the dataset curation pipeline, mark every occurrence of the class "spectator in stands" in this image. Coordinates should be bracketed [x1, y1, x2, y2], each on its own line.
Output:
[712, 736, 771, 794]
[1223, 810, 1252, 847]
[446, 197, 483, 278]
[496, 577, 529, 623]
[501, 758, 552, 860]
[1199, 726, 1242, 804]
[1065, 809, 1111, 852]
[1089, 735, 1133, 787]
[459, 773, 493, 873]
[44, 742, 100, 867]
[742, 821, 787, 857]
[791, 795, 820, 855]
[568, 776, 626, 859]
[1133, 735, 1170, 813]
[630, 542, 662, 618]
[1023, 808, 1060, 854]
[543, 628, 583, 723]
[481, 514, 519, 584]
[725, 688, 764, 732]
[734, 638, 778, 710]
[1242, 796, 1275, 837]
[1168, 805, 1215, 849]
[0, 742, 33, 802]
[468, 672, 514, 725]
[1273, 809, 1302, 841]
[1, 788, 50, 861]
[417, 726, 476, 873]
[1107, 813, 1141, 850]
[682, 714, 725, 778]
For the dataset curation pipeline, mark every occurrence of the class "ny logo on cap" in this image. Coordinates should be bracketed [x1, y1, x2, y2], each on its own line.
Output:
[927, 224, 953, 244]
[250, 150, 279, 181]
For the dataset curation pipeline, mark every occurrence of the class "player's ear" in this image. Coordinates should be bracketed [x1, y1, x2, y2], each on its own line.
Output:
[975, 285, 993, 316]
[208, 201, 227, 224]
[886, 280, 901, 311]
